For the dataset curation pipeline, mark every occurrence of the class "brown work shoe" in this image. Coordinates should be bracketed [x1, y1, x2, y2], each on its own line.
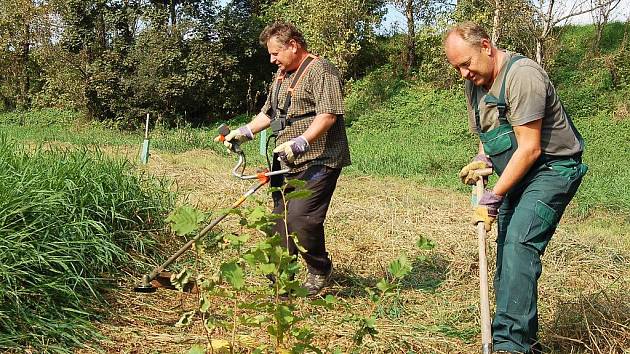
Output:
[302, 267, 332, 297]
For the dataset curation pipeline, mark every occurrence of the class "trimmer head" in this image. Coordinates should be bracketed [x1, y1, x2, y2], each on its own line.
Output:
[133, 274, 157, 293]
[132, 272, 196, 294]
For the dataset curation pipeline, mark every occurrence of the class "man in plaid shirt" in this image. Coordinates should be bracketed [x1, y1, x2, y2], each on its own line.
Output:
[217, 22, 351, 296]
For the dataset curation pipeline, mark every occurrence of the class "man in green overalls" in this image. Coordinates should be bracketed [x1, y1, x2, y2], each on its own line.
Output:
[444, 22, 587, 353]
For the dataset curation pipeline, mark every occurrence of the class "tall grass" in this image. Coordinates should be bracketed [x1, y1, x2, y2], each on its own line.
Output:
[0, 135, 175, 352]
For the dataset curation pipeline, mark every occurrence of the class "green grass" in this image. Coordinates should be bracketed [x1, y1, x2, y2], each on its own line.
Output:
[0, 135, 175, 352]
[345, 84, 476, 191]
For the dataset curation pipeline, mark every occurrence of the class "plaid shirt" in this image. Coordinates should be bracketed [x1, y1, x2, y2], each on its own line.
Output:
[261, 57, 351, 173]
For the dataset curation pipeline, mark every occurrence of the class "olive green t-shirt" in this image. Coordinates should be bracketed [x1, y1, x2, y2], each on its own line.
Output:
[465, 51, 583, 157]
[261, 57, 351, 172]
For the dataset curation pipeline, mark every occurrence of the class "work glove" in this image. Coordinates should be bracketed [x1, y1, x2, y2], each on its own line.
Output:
[214, 125, 253, 150]
[273, 136, 310, 164]
[459, 154, 493, 185]
[472, 189, 504, 232]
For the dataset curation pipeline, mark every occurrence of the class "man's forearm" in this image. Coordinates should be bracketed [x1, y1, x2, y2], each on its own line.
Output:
[301, 113, 337, 142]
[246, 112, 272, 135]
[493, 147, 540, 196]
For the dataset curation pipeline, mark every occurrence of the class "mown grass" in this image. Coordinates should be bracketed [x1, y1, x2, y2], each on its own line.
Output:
[0, 135, 175, 352]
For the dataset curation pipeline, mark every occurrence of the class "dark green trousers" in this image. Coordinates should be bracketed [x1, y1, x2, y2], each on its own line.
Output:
[492, 159, 586, 353]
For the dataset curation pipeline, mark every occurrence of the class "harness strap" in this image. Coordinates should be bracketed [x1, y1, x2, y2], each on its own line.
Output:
[271, 54, 318, 133]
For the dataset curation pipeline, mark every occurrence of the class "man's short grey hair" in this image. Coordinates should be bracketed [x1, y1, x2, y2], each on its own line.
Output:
[259, 22, 308, 49]
[445, 22, 491, 48]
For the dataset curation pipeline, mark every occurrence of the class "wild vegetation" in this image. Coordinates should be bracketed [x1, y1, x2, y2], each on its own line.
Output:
[0, 136, 175, 350]
[1, 0, 629, 351]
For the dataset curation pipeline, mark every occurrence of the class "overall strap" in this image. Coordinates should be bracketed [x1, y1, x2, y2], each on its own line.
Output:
[494, 54, 525, 121]
[472, 54, 526, 133]
[280, 54, 318, 117]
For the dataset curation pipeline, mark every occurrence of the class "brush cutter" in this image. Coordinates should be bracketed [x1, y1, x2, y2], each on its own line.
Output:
[133, 124, 289, 293]
[471, 167, 494, 354]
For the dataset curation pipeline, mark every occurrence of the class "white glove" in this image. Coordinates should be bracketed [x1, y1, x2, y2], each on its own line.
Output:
[273, 136, 310, 164]
[214, 125, 253, 150]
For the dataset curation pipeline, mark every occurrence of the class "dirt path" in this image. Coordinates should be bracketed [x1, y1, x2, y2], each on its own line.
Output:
[79, 148, 630, 353]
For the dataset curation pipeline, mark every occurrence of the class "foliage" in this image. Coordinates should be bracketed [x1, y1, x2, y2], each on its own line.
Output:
[345, 64, 407, 123]
[165, 178, 414, 352]
[264, 0, 385, 77]
[0, 135, 175, 352]
[0, 0, 273, 127]
[167, 181, 323, 352]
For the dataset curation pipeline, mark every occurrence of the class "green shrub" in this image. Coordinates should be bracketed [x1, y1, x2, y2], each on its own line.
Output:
[0, 136, 175, 352]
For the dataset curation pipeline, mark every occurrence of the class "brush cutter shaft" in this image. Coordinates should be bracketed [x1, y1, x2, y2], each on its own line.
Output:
[476, 178, 493, 353]
[143, 179, 268, 284]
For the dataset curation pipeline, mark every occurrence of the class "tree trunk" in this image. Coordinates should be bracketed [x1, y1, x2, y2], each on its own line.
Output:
[404, 0, 415, 77]
[169, 0, 176, 28]
[491, 0, 501, 45]
[535, 38, 544, 66]
[19, 20, 31, 109]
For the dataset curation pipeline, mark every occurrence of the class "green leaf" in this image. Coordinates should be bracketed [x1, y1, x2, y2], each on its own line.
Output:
[166, 205, 206, 236]
[376, 279, 392, 293]
[289, 233, 308, 252]
[388, 255, 412, 279]
[187, 344, 206, 354]
[416, 235, 436, 250]
[285, 189, 313, 201]
[200, 294, 211, 313]
[286, 179, 307, 188]
[258, 263, 276, 274]
[220, 261, 245, 290]
[310, 294, 337, 308]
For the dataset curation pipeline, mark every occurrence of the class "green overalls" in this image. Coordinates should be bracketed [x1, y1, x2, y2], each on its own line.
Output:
[472, 56, 588, 353]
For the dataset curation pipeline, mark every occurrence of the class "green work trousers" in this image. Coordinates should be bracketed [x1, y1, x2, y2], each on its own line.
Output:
[492, 159, 586, 353]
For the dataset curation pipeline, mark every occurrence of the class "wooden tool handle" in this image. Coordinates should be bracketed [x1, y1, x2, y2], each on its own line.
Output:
[476, 178, 492, 353]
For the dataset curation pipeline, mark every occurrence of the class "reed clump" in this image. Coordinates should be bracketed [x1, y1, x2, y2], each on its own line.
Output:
[0, 135, 175, 352]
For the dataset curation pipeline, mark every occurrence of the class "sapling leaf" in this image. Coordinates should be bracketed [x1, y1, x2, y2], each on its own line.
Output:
[388, 255, 412, 279]
[311, 294, 337, 308]
[187, 344, 205, 354]
[285, 190, 313, 201]
[247, 206, 267, 224]
[290, 233, 308, 253]
[199, 294, 211, 313]
[376, 279, 392, 293]
[417, 235, 436, 250]
[166, 205, 206, 236]
[286, 178, 307, 188]
[258, 263, 276, 274]
[220, 261, 245, 289]
[171, 267, 192, 292]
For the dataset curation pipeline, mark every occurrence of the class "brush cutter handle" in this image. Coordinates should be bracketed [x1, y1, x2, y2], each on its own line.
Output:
[217, 124, 290, 180]
[475, 178, 492, 354]
[216, 123, 243, 154]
